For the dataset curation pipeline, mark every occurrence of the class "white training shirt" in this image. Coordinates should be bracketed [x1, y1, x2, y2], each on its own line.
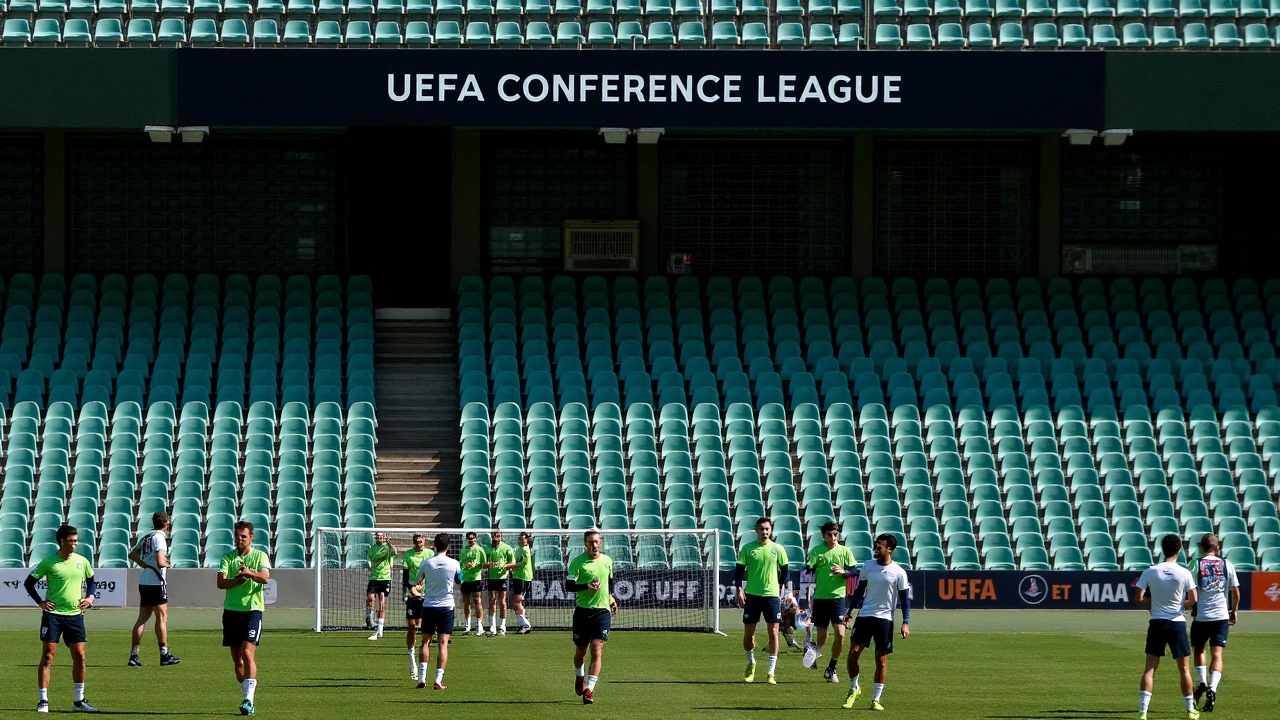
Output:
[1136, 561, 1195, 622]
[135, 531, 168, 586]
[416, 553, 462, 609]
[1193, 555, 1239, 622]
[858, 561, 910, 621]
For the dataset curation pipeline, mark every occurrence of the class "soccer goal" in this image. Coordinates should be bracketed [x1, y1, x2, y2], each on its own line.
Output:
[314, 527, 722, 634]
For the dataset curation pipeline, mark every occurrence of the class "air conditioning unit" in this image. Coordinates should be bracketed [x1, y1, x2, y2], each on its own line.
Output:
[1061, 244, 1219, 275]
[563, 220, 640, 272]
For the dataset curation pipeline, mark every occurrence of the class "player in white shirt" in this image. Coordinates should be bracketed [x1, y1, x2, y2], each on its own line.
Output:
[127, 512, 181, 667]
[412, 533, 462, 691]
[1134, 534, 1200, 720]
[1187, 534, 1239, 713]
[842, 534, 910, 712]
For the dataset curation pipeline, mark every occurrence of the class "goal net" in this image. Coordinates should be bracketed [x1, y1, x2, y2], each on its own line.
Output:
[314, 527, 721, 634]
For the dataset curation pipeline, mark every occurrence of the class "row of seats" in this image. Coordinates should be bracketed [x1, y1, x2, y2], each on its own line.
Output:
[11, 14, 1273, 44]
[871, 18, 1278, 45]
[0, 0, 870, 14]
[455, 275, 1280, 571]
[4, 0, 1268, 18]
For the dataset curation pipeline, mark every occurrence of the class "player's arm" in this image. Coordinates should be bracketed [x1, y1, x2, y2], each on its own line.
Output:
[608, 575, 618, 614]
[80, 574, 96, 608]
[1228, 585, 1240, 625]
[23, 573, 52, 611]
[1134, 588, 1149, 608]
[777, 562, 790, 596]
[733, 562, 747, 603]
[898, 586, 910, 638]
[242, 564, 270, 584]
[155, 547, 169, 569]
[216, 571, 246, 589]
[1182, 587, 1197, 613]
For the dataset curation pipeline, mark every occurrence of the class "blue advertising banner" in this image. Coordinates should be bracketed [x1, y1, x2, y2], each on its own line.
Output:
[175, 49, 1105, 130]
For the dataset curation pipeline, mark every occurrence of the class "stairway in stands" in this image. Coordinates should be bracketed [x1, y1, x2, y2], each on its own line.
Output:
[373, 317, 461, 529]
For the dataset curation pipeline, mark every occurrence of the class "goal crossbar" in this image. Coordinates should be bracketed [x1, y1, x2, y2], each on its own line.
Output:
[314, 527, 721, 635]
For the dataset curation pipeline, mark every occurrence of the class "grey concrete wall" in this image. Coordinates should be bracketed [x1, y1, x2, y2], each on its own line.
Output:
[123, 569, 316, 609]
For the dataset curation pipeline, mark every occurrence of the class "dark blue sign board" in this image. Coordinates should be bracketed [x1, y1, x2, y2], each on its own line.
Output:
[175, 49, 1105, 129]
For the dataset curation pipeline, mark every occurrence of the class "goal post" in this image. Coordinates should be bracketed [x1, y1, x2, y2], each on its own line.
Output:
[314, 527, 721, 634]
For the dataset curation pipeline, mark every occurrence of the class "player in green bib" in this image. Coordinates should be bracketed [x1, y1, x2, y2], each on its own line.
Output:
[26, 524, 99, 713]
[511, 532, 535, 634]
[365, 532, 397, 640]
[736, 517, 790, 685]
[458, 532, 487, 636]
[401, 534, 433, 678]
[806, 521, 858, 683]
[484, 531, 517, 636]
[216, 521, 271, 716]
[566, 529, 617, 705]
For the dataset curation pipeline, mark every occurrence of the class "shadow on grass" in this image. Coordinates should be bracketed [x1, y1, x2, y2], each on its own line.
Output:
[386, 699, 565, 705]
[986, 711, 1136, 719]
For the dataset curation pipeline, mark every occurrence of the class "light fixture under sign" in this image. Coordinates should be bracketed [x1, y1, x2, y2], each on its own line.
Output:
[178, 126, 210, 143]
[144, 125, 174, 144]
[599, 128, 631, 144]
[634, 128, 665, 145]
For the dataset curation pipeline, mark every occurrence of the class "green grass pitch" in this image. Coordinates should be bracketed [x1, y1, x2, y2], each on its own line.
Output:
[1, 609, 1276, 718]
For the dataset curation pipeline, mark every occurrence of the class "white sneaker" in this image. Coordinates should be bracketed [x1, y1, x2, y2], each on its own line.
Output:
[499, 629, 506, 636]
[475, 629, 484, 637]
[368, 633, 379, 641]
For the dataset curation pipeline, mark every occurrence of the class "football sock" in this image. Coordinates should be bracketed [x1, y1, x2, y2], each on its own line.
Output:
[130, 647, 139, 656]
[500, 619, 506, 631]
[767, 655, 777, 675]
[586, 676, 598, 692]
[367, 609, 374, 624]
[74, 683, 85, 702]
[243, 679, 257, 703]
[490, 614, 496, 631]
[1183, 694, 1195, 711]
[828, 658, 839, 671]
[38, 689, 48, 702]
[850, 675, 860, 691]
[519, 614, 530, 628]
[409, 648, 418, 671]
[746, 650, 755, 664]
[1196, 666, 1208, 684]
[435, 668, 445, 684]
[159, 645, 167, 656]
[419, 664, 429, 683]
[575, 665, 585, 678]
[1210, 671, 1222, 692]
[1139, 691, 1152, 713]
[873, 684, 884, 702]
[464, 618, 472, 632]
[376, 620, 384, 636]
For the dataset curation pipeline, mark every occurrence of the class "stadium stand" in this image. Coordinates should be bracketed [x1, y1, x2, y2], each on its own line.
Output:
[0, 272, 377, 571]
[456, 274, 1280, 573]
[1, 2, 1279, 48]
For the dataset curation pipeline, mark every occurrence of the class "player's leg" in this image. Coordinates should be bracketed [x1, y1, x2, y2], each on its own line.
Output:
[573, 640, 589, 696]
[472, 592, 484, 636]
[843, 642, 866, 708]
[826, 615, 847, 683]
[130, 606, 153, 665]
[513, 586, 529, 632]
[374, 589, 387, 639]
[37, 640, 57, 711]
[1171, 625, 1197, 717]
[582, 637, 604, 703]
[406, 607, 420, 679]
[1139, 654, 1160, 717]
[764, 618, 780, 683]
[154, 602, 178, 664]
[1192, 629, 1209, 703]
[434, 633, 450, 689]
[870, 652, 889, 709]
[1203, 640, 1223, 707]
[497, 590, 508, 634]
[239, 641, 259, 713]
[365, 589, 375, 630]
[416, 630, 433, 688]
[486, 590, 497, 635]
[69, 641, 93, 709]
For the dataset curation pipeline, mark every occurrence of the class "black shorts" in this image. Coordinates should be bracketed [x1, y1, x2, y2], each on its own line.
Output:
[39, 612, 87, 646]
[421, 607, 455, 637]
[811, 598, 849, 628]
[510, 579, 532, 597]
[487, 578, 509, 593]
[572, 607, 611, 647]
[1190, 619, 1230, 649]
[1144, 619, 1190, 659]
[138, 584, 168, 607]
[222, 610, 263, 647]
[851, 616, 895, 655]
[406, 596, 424, 621]
[742, 593, 782, 626]
[366, 580, 391, 597]
[460, 580, 484, 595]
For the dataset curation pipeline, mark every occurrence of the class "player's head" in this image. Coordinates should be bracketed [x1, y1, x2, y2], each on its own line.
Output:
[755, 517, 773, 543]
[465, 531, 477, 546]
[413, 533, 425, 550]
[1198, 533, 1220, 555]
[375, 531, 387, 544]
[492, 531, 503, 546]
[434, 533, 450, 553]
[234, 521, 255, 553]
[873, 533, 897, 563]
[55, 524, 78, 553]
[584, 529, 602, 557]
[1160, 534, 1182, 560]
[821, 521, 841, 547]
[152, 512, 169, 531]
[518, 532, 531, 547]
